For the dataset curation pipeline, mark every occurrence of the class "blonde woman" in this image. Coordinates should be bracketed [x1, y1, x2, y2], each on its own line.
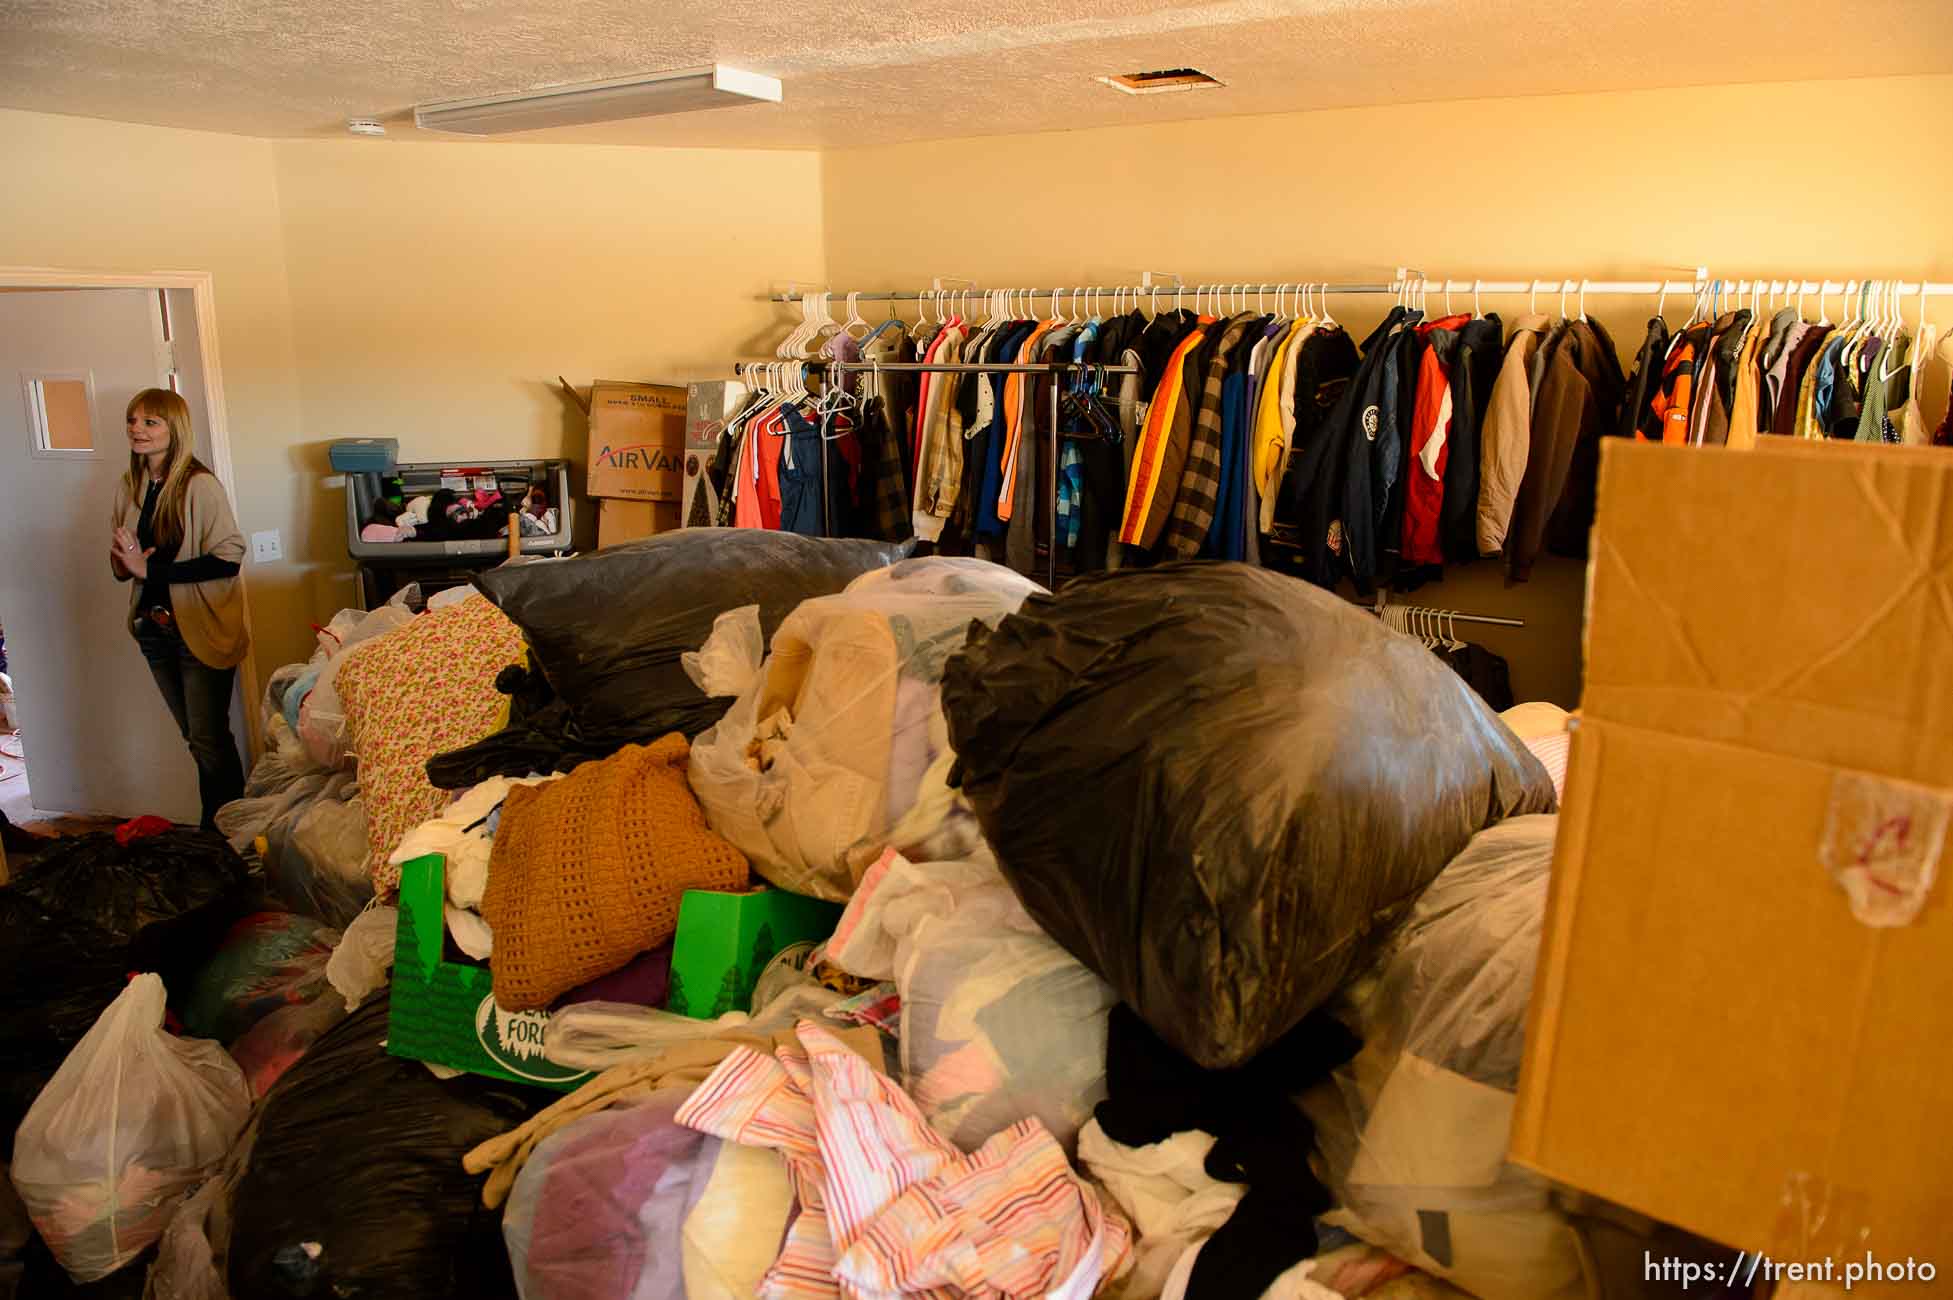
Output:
[109, 388, 249, 829]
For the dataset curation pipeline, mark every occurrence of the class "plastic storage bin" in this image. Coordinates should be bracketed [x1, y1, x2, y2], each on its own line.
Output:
[327, 438, 400, 474]
[345, 458, 572, 561]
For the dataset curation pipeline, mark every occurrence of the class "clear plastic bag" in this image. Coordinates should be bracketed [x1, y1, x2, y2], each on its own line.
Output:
[228, 992, 350, 1098]
[689, 557, 1041, 901]
[324, 904, 397, 1013]
[260, 772, 373, 929]
[502, 1089, 718, 1300]
[11, 974, 251, 1283]
[1300, 814, 1588, 1300]
[680, 604, 765, 699]
[297, 604, 418, 769]
[181, 913, 339, 1045]
[827, 847, 1114, 1153]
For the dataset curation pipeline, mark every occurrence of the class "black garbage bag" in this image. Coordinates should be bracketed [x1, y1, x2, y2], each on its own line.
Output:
[472, 528, 907, 751]
[8, 829, 252, 993]
[227, 994, 540, 1300]
[0, 892, 130, 1158]
[941, 562, 1556, 1069]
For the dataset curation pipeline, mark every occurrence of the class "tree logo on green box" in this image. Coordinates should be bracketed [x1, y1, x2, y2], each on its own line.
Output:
[474, 996, 592, 1085]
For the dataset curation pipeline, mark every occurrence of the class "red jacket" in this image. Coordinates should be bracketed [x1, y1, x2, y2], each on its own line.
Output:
[1400, 315, 1470, 565]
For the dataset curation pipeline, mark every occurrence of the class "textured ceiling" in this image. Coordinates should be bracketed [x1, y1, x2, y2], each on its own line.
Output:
[3, 0, 1950, 150]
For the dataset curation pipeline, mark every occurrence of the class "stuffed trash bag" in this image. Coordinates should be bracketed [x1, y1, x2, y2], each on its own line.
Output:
[0, 891, 131, 1154]
[225, 994, 538, 1300]
[472, 529, 908, 753]
[7, 828, 251, 993]
[689, 557, 1041, 901]
[182, 913, 338, 1045]
[11, 974, 251, 1283]
[825, 845, 1115, 1153]
[502, 1088, 793, 1300]
[940, 563, 1557, 1069]
[1300, 814, 1589, 1300]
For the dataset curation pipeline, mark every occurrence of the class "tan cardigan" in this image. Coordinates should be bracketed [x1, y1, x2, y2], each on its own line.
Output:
[114, 470, 250, 669]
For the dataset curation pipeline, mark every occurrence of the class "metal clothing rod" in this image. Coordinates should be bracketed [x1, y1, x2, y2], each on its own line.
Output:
[1394, 608, 1525, 629]
[769, 277, 1953, 304]
[736, 360, 1139, 375]
[1374, 592, 1525, 629]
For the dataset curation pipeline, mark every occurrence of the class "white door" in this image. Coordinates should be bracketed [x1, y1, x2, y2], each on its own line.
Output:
[0, 288, 217, 821]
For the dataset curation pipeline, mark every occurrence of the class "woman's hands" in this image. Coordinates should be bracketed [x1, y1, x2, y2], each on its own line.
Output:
[112, 527, 154, 579]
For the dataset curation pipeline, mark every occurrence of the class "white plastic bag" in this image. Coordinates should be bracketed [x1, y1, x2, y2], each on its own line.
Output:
[827, 846, 1115, 1153]
[12, 974, 251, 1282]
[689, 558, 1041, 900]
[681, 604, 765, 699]
[325, 904, 398, 1012]
[1301, 814, 1588, 1300]
[298, 604, 418, 768]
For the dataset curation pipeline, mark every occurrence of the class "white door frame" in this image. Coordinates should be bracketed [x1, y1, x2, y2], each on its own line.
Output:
[0, 266, 263, 757]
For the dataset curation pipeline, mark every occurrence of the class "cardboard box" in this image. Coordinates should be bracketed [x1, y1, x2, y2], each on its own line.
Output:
[682, 380, 747, 528]
[1511, 442, 1952, 1280]
[596, 497, 680, 548]
[386, 854, 595, 1092]
[666, 886, 843, 1020]
[585, 381, 687, 502]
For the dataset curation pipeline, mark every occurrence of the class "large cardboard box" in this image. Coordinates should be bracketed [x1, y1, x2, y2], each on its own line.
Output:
[1511, 442, 1952, 1284]
[386, 854, 595, 1092]
[585, 381, 686, 501]
[596, 497, 680, 548]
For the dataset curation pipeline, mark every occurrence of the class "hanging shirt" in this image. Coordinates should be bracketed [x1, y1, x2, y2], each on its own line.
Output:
[1776, 324, 1834, 437]
[1163, 314, 1256, 560]
[1724, 320, 1767, 450]
[1652, 325, 1705, 445]
[1400, 321, 1467, 567]
[1119, 325, 1208, 551]
[1250, 318, 1310, 514]
[1854, 332, 1910, 444]
[911, 325, 968, 541]
[997, 319, 1061, 523]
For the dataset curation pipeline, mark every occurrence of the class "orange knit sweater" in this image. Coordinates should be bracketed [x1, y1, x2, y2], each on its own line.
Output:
[482, 735, 749, 1011]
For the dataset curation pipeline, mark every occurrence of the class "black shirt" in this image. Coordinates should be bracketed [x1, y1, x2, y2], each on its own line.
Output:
[135, 477, 241, 614]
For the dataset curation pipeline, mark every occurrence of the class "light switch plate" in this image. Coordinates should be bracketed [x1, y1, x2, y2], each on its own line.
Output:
[250, 529, 282, 563]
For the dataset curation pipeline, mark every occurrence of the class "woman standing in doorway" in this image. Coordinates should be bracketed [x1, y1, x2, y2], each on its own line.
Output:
[109, 388, 249, 830]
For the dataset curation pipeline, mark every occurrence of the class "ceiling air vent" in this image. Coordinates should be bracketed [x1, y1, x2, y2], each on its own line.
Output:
[1096, 67, 1226, 96]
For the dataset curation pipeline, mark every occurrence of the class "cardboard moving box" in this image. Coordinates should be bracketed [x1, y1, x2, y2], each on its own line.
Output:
[586, 381, 686, 502]
[597, 498, 680, 548]
[1511, 441, 1952, 1288]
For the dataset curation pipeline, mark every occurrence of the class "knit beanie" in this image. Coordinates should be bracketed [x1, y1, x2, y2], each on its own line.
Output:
[483, 735, 749, 1011]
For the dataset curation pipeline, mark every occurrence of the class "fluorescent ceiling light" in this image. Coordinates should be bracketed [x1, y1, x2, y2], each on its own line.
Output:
[414, 65, 781, 135]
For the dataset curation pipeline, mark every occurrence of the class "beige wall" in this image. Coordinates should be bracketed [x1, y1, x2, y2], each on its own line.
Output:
[0, 109, 312, 677]
[271, 139, 825, 615]
[1, 110, 826, 680]
[819, 74, 1953, 705]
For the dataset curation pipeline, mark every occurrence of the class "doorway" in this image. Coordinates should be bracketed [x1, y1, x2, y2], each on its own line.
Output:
[0, 270, 256, 827]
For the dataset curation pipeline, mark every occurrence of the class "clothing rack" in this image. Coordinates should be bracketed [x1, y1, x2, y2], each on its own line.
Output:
[770, 275, 1953, 309]
[1373, 591, 1525, 630]
[733, 358, 1140, 588]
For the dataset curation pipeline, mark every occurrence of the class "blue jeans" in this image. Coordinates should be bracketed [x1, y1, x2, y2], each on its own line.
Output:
[136, 620, 244, 829]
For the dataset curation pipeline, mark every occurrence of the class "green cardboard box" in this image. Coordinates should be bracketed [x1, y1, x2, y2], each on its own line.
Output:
[387, 853, 595, 1091]
[666, 886, 844, 1020]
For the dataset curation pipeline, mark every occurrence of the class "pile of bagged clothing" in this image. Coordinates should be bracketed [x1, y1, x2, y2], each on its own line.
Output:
[4, 527, 1741, 1300]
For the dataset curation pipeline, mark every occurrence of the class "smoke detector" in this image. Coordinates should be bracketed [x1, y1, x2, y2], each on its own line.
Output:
[1095, 67, 1226, 96]
[346, 118, 387, 137]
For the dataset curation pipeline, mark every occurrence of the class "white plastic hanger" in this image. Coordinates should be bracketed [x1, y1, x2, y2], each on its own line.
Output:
[843, 291, 870, 340]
